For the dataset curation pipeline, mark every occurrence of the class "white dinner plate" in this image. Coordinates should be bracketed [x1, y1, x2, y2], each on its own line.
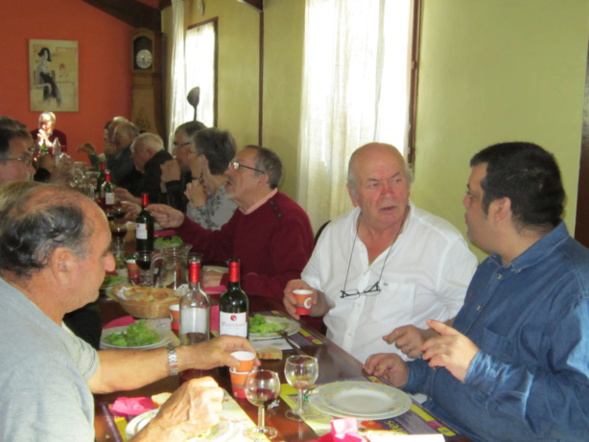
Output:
[248, 316, 300, 340]
[308, 381, 411, 420]
[100, 325, 171, 350]
[125, 409, 240, 441]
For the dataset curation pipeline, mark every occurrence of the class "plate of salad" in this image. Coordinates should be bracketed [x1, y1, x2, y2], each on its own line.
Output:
[248, 314, 300, 340]
[100, 320, 171, 350]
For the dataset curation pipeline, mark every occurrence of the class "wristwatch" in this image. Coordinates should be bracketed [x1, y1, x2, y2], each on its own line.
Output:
[167, 344, 179, 376]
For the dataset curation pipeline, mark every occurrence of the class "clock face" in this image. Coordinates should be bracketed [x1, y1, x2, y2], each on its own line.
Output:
[136, 49, 153, 70]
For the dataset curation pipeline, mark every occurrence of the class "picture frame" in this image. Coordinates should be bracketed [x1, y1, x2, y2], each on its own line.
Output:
[29, 39, 79, 112]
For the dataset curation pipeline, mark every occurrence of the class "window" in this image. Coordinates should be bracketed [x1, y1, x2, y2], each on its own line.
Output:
[297, 0, 416, 230]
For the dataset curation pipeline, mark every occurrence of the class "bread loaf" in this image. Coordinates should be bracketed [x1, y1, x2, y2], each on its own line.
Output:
[256, 346, 283, 360]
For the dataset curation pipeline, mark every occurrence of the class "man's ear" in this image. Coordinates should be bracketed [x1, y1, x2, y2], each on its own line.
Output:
[490, 197, 512, 224]
[49, 247, 75, 283]
[347, 185, 359, 207]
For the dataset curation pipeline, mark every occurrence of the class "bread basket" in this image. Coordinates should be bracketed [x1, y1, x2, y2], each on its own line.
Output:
[110, 284, 181, 318]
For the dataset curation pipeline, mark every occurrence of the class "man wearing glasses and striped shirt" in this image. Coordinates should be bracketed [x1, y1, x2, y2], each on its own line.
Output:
[284, 143, 477, 364]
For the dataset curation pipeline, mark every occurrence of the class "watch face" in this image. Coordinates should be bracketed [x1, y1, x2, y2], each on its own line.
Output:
[136, 49, 153, 69]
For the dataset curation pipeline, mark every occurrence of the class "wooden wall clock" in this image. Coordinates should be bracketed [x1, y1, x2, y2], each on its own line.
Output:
[131, 28, 164, 138]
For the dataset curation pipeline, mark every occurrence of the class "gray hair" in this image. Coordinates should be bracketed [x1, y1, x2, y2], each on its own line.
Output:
[248, 146, 283, 189]
[39, 112, 56, 125]
[0, 182, 93, 279]
[132, 133, 164, 153]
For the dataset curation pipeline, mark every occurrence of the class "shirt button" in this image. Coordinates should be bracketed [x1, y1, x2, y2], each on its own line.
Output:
[497, 274, 503, 280]
[476, 305, 483, 311]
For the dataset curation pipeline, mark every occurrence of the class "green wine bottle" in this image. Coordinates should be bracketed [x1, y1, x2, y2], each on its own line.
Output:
[135, 193, 154, 252]
[219, 259, 249, 338]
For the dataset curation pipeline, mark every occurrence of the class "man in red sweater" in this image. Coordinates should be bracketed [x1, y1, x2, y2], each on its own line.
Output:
[149, 146, 314, 300]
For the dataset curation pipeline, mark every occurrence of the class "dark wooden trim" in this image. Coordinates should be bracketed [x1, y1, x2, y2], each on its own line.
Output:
[237, 0, 263, 13]
[258, 11, 264, 146]
[80, 0, 161, 30]
[574, 39, 589, 246]
[160, 0, 171, 9]
[406, 0, 422, 170]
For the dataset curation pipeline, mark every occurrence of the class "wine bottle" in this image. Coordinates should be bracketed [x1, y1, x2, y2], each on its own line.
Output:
[180, 256, 210, 345]
[135, 193, 154, 252]
[101, 171, 115, 211]
[219, 259, 249, 338]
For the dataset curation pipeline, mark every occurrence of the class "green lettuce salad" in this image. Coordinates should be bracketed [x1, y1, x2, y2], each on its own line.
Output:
[249, 314, 285, 335]
[104, 320, 159, 347]
[154, 235, 184, 248]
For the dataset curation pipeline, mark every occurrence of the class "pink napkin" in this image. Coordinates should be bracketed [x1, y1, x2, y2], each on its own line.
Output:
[154, 229, 176, 237]
[111, 396, 156, 416]
[103, 316, 135, 329]
[311, 418, 366, 442]
[205, 285, 226, 294]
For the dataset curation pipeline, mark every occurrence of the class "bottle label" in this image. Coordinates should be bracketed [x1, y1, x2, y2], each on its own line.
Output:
[180, 307, 208, 335]
[219, 311, 248, 337]
[105, 192, 115, 205]
[136, 223, 148, 240]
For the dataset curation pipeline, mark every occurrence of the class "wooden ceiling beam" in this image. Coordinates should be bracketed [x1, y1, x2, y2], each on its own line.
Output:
[80, 0, 161, 30]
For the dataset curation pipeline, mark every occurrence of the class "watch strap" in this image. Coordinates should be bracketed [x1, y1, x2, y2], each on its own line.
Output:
[167, 343, 179, 376]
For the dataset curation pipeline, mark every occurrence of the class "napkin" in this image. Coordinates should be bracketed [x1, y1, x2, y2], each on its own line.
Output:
[111, 396, 156, 416]
[102, 316, 135, 329]
[311, 418, 365, 442]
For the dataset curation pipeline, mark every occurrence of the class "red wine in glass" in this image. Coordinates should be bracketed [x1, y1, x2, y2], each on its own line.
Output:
[136, 257, 151, 271]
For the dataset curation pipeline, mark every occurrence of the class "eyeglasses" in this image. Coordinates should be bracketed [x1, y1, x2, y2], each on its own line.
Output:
[230, 161, 266, 174]
[2, 155, 33, 167]
[340, 210, 408, 300]
[173, 142, 192, 149]
[340, 281, 382, 299]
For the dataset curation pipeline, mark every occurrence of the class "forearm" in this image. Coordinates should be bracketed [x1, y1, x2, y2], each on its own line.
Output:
[90, 348, 170, 393]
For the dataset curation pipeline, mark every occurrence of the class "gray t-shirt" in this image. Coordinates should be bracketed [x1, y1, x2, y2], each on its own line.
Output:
[0, 277, 99, 441]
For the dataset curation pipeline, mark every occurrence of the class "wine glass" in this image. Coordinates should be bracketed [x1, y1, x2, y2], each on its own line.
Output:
[243, 369, 281, 440]
[135, 250, 153, 286]
[110, 221, 128, 251]
[284, 355, 319, 421]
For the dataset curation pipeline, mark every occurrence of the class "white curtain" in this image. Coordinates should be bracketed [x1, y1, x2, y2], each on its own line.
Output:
[167, 0, 187, 151]
[297, 0, 412, 231]
[185, 23, 216, 127]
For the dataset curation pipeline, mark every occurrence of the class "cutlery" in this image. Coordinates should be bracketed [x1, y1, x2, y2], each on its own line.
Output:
[278, 330, 305, 355]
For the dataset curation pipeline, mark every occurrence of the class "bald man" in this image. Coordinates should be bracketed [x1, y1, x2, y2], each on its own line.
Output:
[284, 143, 477, 363]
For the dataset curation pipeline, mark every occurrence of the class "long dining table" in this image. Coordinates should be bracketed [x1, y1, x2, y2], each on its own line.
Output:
[94, 294, 469, 441]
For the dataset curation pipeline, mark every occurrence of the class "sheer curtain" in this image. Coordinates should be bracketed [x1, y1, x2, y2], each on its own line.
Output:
[297, 0, 412, 231]
[167, 2, 216, 150]
[185, 23, 216, 127]
[167, 0, 187, 151]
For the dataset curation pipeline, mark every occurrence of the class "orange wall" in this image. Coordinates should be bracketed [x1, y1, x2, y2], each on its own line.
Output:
[0, 0, 142, 162]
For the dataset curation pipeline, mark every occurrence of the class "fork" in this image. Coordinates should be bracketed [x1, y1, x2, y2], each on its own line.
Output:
[278, 330, 305, 355]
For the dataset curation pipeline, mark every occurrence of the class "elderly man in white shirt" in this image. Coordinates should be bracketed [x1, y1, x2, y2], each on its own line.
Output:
[284, 143, 478, 363]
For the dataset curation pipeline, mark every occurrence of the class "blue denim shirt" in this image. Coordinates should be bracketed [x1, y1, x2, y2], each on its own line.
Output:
[404, 222, 589, 441]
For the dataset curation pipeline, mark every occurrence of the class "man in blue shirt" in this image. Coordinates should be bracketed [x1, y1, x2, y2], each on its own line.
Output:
[365, 142, 589, 440]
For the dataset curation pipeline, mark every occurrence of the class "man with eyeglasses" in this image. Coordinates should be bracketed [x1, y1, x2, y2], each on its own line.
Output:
[149, 145, 314, 300]
[160, 121, 207, 211]
[0, 118, 36, 184]
[283, 143, 477, 363]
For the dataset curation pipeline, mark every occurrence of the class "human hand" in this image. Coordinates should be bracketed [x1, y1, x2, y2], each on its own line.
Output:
[185, 180, 207, 207]
[140, 377, 223, 441]
[382, 325, 435, 359]
[76, 142, 96, 156]
[114, 187, 139, 204]
[202, 270, 222, 288]
[161, 159, 182, 183]
[147, 204, 185, 228]
[183, 336, 260, 371]
[283, 279, 317, 320]
[37, 153, 56, 173]
[103, 143, 116, 156]
[121, 201, 141, 218]
[421, 320, 479, 382]
[364, 353, 408, 388]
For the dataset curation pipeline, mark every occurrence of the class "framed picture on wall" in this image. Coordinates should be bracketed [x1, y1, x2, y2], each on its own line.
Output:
[29, 39, 79, 112]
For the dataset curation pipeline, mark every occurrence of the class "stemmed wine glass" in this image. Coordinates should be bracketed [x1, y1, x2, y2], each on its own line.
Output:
[135, 250, 153, 286]
[284, 355, 319, 421]
[243, 369, 281, 440]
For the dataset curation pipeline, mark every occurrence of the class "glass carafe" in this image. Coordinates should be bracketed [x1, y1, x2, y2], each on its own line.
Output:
[151, 244, 193, 290]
